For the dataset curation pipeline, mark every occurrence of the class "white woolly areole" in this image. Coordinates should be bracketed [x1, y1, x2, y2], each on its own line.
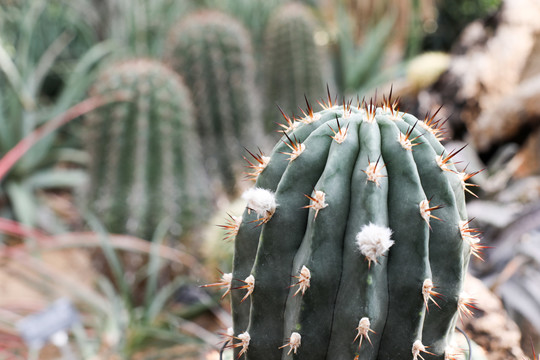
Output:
[412, 340, 427, 360]
[242, 187, 277, 218]
[293, 266, 311, 296]
[355, 223, 394, 265]
[358, 317, 370, 330]
[280, 332, 301, 355]
[289, 332, 301, 348]
[236, 331, 251, 357]
[222, 273, 233, 284]
[237, 331, 250, 342]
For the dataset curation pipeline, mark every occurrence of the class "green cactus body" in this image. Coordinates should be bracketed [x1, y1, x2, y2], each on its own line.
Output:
[213, 97, 478, 359]
[85, 59, 210, 240]
[262, 2, 325, 132]
[165, 11, 262, 195]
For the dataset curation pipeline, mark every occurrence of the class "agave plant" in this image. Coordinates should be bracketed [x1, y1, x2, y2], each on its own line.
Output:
[0, 0, 113, 231]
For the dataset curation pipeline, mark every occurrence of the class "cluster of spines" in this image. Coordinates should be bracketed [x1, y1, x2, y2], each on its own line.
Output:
[203, 91, 483, 359]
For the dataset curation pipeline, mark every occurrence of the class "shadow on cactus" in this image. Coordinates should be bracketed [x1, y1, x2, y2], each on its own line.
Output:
[203, 90, 482, 359]
[83, 59, 211, 241]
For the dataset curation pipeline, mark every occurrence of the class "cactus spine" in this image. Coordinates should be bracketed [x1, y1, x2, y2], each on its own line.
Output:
[85, 59, 210, 240]
[165, 11, 262, 195]
[263, 2, 325, 131]
[206, 93, 480, 359]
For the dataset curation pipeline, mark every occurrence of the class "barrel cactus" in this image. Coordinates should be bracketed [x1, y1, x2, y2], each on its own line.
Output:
[84, 59, 210, 240]
[263, 2, 325, 131]
[204, 92, 481, 359]
[165, 10, 263, 195]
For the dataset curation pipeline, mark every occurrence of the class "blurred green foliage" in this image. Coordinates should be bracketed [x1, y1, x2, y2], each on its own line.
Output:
[0, 0, 111, 230]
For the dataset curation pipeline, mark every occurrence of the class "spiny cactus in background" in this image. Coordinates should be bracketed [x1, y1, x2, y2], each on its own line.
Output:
[84, 59, 210, 240]
[263, 2, 325, 131]
[204, 91, 482, 359]
[165, 10, 263, 195]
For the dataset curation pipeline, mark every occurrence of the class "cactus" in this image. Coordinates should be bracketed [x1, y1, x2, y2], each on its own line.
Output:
[262, 2, 325, 131]
[84, 59, 210, 240]
[205, 92, 481, 359]
[165, 10, 263, 195]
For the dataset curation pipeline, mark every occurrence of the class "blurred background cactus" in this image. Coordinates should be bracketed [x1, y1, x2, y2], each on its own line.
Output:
[262, 2, 326, 131]
[165, 10, 264, 195]
[84, 59, 210, 240]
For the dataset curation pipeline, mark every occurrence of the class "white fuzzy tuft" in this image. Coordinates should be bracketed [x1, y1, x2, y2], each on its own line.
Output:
[355, 223, 394, 265]
[242, 187, 277, 218]
[222, 273, 233, 284]
[412, 340, 426, 360]
[237, 331, 250, 342]
[279, 332, 301, 355]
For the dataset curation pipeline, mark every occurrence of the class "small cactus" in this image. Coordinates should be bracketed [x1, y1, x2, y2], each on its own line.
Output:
[84, 59, 210, 240]
[205, 92, 480, 359]
[165, 10, 263, 195]
[262, 2, 325, 131]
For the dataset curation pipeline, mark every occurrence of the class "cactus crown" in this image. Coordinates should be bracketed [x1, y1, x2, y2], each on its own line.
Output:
[205, 91, 480, 359]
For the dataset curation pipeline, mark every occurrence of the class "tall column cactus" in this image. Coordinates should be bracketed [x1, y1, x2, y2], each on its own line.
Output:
[205, 93, 481, 359]
[84, 59, 210, 240]
[263, 2, 325, 131]
[165, 10, 263, 195]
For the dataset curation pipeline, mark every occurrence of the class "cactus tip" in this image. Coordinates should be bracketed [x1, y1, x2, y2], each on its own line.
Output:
[398, 122, 422, 151]
[244, 148, 270, 181]
[363, 97, 377, 123]
[328, 116, 349, 143]
[318, 84, 337, 110]
[382, 85, 401, 119]
[281, 132, 306, 162]
[277, 105, 300, 133]
[420, 106, 447, 141]
[300, 95, 321, 124]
